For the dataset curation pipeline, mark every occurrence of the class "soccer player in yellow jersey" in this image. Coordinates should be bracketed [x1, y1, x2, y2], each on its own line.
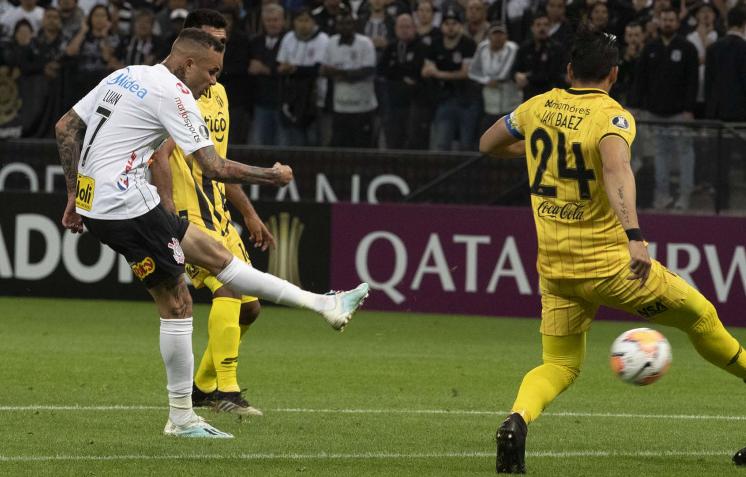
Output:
[481, 27, 746, 473]
[151, 10, 273, 417]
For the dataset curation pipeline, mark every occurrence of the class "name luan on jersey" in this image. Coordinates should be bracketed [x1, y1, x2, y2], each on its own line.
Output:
[169, 83, 232, 237]
[505, 87, 637, 279]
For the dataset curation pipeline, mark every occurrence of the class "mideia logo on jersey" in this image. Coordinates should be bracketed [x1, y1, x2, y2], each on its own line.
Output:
[106, 68, 148, 99]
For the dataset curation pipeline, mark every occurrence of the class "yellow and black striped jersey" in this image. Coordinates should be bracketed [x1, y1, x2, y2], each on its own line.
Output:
[170, 83, 232, 236]
[505, 87, 636, 279]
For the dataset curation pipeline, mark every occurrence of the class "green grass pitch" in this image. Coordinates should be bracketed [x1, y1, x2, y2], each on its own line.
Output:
[2, 297, 746, 476]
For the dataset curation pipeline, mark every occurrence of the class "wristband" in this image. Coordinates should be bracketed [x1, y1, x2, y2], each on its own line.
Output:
[625, 228, 644, 242]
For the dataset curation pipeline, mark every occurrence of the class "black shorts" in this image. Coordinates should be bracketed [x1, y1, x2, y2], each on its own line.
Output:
[82, 204, 190, 289]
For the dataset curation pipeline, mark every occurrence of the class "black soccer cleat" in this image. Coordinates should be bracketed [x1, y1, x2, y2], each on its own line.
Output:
[212, 390, 264, 417]
[191, 384, 216, 408]
[733, 447, 746, 465]
[496, 413, 528, 474]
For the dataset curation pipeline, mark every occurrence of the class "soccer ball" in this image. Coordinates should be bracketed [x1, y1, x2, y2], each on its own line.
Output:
[609, 328, 672, 385]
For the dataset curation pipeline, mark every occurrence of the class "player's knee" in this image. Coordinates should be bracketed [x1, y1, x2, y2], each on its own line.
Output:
[239, 301, 261, 326]
[688, 300, 722, 336]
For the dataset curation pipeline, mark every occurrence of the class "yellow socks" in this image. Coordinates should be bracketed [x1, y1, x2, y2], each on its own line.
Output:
[194, 297, 241, 393]
[511, 333, 586, 424]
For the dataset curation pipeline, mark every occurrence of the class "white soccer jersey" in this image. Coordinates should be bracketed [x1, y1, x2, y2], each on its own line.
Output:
[276, 29, 329, 107]
[323, 33, 377, 113]
[72, 64, 213, 220]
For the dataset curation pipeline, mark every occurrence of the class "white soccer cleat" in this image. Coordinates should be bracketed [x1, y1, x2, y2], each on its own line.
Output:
[321, 283, 370, 331]
[163, 413, 233, 438]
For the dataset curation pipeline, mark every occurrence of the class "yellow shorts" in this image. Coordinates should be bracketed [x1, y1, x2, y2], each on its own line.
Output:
[185, 224, 258, 304]
[540, 259, 697, 336]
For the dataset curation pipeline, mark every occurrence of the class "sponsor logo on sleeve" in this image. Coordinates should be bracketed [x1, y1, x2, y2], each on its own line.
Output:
[174, 97, 202, 143]
[116, 151, 138, 191]
[106, 68, 148, 99]
[131, 257, 156, 280]
[176, 82, 190, 95]
[611, 115, 629, 130]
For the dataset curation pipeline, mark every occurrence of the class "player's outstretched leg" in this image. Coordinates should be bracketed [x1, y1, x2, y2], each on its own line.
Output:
[181, 227, 369, 330]
[496, 413, 527, 474]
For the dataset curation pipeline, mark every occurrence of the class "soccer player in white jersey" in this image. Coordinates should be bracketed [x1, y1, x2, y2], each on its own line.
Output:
[55, 28, 369, 438]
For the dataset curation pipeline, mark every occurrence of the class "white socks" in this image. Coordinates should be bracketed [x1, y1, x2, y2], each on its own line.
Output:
[160, 317, 194, 426]
[216, 257, 334, 312]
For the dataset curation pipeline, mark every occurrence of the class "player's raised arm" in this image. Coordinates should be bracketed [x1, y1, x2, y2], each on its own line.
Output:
[479, 116, 526, 159]
[191, 146, 292, 187]
[55, 109, 87, 233]
[599, 134, 651, 285]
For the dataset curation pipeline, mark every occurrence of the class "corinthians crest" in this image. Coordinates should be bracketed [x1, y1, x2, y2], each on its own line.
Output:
[0, 66, 22, 126]
[267, 212, 304, 287]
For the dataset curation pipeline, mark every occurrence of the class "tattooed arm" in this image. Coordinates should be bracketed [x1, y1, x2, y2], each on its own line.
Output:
[55, 109, 87, 233]
[600, 134, 651, 285]
[192, 145, 293, 187]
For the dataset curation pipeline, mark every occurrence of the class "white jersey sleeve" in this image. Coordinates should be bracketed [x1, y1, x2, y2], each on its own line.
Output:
[155, 82, 213, 156]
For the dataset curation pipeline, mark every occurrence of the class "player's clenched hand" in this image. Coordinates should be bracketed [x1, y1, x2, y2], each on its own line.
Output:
[245, 216, 276, 252]
[271, 162, 293, 187]
[627, 241, 651, 286]
[62, 198, 84, 234]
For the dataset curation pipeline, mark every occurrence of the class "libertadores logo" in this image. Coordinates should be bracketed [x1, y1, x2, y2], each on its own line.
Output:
[267, 212, 304, 287]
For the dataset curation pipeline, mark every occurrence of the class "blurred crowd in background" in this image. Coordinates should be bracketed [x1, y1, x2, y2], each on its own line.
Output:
[1, 0, 745, 209]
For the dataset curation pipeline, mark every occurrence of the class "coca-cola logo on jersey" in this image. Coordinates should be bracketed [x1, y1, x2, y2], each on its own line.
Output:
[536, 200, 586, 221]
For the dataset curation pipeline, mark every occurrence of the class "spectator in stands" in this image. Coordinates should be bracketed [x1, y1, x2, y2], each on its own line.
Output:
[422, 6, 478, 151]
[631, 7, 698, 210]
[58, 0, 84, 38]
[277, 7, 329, 146]
[313, 0, 344, 35]
[24, 6, 66, 136]
[487, 0, 532, 44]
[358, 0, 395, 61]
[64, 4, 124, 106]
[512, 11, 566, 100]
[123, 9, 163, 66]
[587, 1, 610, 32]
[546, 0, 572, 45]
[249, 3, 286, 145]
[686, 3, 717, 118]
[611, 21, 644, 105]
[468, 21, 519, 134]
[464, 0, 489, 43]
[705, 4, 746, 210]
[2, 19, 34, 67]
[379, 13, 430, 149]
[218, 7, 252, 144]
[155, 0, 188, 40]
[109, 0, 133, 37]
[1, 0, 44, 38]
[385, 0, 412, 17]
[414, 0, 441, 46]
[321, 10, 378, 148]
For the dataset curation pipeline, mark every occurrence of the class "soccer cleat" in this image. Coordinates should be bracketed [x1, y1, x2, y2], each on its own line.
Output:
[733, 447, 746, 465]
[192, 384, 216, 408]
[212, 390, 264, 417]
[496, 413, 528, 474]
[163, 413, 233, 438]
[321, 283, 370, 331]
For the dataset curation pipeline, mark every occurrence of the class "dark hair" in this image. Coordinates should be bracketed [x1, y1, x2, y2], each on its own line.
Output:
[13, 18, 33, 36]
[133, 8, 155, 22]
[175, 27, 226, 53]
[727, 4, 746, 28]
[658, 6, 678, 17]
[292, 7, 315, 22]
[86, 4, 111, 32]
[532, 9, 549, 23]
[625, 20, 643, 30]
[570, 24, 619, 82]
[184, 8, 228, 29]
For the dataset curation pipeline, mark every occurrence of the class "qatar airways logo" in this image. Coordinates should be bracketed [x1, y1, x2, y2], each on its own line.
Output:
[174, 97, 200, 143]
[106, 68, 148, 99]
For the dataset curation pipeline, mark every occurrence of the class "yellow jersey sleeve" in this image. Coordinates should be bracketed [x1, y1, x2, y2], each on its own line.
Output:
[592, 105, 636, 148]
[505, 97, 537, 140]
